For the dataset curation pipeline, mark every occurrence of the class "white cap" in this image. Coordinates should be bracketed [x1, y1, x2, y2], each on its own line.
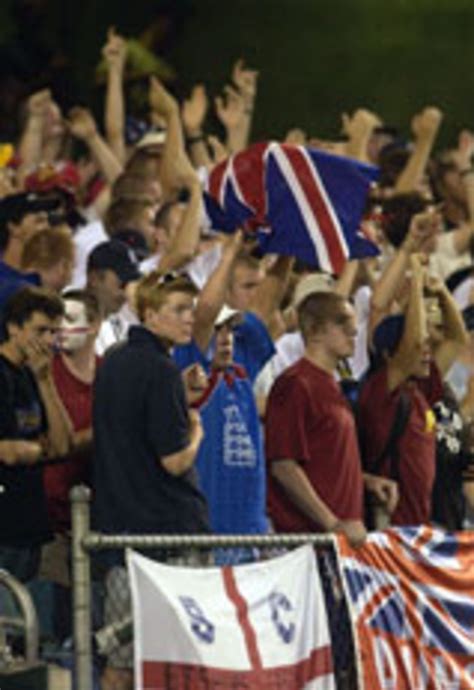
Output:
[214, 305, 242, 327]
[292, 272, 335, 307]
[135, 130, 166, 149]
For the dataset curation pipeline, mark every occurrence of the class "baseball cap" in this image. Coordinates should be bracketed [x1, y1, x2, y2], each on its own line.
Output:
[87, 240, 141, 285]
[0, 192, 61, 223]
[136, 130, 166, 149]
[214, 305, 242, 328]
[372, 314, 405, 359]
[292, 273, 335, 307]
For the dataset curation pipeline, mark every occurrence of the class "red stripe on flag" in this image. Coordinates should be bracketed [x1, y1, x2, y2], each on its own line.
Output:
[208, 159, 228, 203]
[142, 646, 333, 689]
[282, 145, 347, 274]
[222, 565, 263, 671]
[232, 141, 268, 225]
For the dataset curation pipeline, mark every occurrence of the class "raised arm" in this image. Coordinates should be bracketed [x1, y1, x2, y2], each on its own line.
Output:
[215, 59, 258, 154]
[252, 255, 294, 332]
[395, 107, 443, 194]
[67, 107, 123, 184]
[369, 210, 439, 337]
[387, 253, 427, 391]
[192, 231, 244, 352]
[149, 77, 203, 274]
[102, 27, 127, 164]
[444, 130, 474, 254]
[181, 84, 211, 169]
[425, 275, 469, 375]
[342, 108, 382, 163]
[17, 89, 51, 184]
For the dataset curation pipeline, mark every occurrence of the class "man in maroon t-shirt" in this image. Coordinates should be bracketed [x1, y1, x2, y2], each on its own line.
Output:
[358, 255, 467, 526]
[265, 291, 398, 546]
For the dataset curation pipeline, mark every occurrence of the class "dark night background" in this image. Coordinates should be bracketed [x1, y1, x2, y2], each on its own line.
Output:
[0, 0, 473, 146]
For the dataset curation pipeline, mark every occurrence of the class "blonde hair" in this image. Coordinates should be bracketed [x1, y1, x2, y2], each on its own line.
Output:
[21, 225, 74, 270]
[135, 271, 198, 322]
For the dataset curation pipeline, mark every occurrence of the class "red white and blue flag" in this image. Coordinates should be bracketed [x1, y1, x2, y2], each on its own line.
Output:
[204, 142, 379, 275]
[128, 544, 335, 689]
[338, 526, 474, 689]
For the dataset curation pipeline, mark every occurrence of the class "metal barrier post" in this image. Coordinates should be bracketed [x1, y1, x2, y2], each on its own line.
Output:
[71, 485, 93, 690]
[0, 569, 39, 664]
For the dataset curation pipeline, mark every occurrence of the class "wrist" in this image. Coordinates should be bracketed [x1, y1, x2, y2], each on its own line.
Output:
[326, 516, 343, 533]
[186, 132, 205, 146]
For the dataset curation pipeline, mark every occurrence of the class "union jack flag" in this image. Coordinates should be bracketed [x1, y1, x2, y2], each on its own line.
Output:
[204, 142, 379, 275]
[338, 526, 474, 690]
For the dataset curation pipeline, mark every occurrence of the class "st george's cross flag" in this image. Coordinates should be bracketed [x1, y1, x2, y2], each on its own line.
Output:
[128, 544, 335, 690]
[338, 526, 474, 690]
[204, 142, 379, 275]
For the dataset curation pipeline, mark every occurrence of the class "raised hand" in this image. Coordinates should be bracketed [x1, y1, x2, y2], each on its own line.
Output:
[452, 129, 474, 171]
[27, 89, 53, 120]
[232, 58, 258, 106]
[215, 85, 246, 130]
[149, 76, 178, 120]
[342, 108, 382, 139]
[182, 84, 208, 134]
[411, 107, 443, 141]
[67, 107, 98, 142]
[102, 26, 127, 73]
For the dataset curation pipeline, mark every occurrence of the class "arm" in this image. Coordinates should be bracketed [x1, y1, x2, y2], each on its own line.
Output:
[67, 107, 123, 184]
[192, 231, 244, 352]
[161, 409, 204, 476]
[387, 253, 427, 391]
[17, 90, 51, 184]
[271, 459, 367, 546]
[181, 84, 211, 169]
[252, 255, 294, 331]
[425, 275, 469, 375]
[157, 179, 203, 274]
[102, 27, 127, 164]
[395, 107, 443, 193]
[25, 343, 73, 458]
[444, 130, 474, 253]
[215, 59, 258, 155]
[334, 259, 360, 298]
[369, 210, 439, 336]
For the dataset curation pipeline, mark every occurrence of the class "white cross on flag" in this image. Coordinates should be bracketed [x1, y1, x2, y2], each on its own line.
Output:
[128, 544, 335, 689]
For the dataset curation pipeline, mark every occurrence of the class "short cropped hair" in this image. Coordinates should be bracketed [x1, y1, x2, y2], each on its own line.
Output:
[3, 285, 64, 329]
[297, 291, 347, 342]
[21, 225, 74, 270]
[104, 198, 154, 237]
[61, 289, 101, 323]
[134, 271, 198, 322]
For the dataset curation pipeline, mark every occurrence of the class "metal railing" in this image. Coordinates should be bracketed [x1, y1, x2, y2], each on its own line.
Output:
[71, 485, 357, 690]
[0, 569, 39, 666]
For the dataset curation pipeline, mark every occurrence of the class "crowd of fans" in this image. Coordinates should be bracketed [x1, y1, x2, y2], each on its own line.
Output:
[1, 26, 474, 688]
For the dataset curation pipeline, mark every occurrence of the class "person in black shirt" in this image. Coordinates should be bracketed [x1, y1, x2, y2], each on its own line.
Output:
[0, 286, 71, 581]
[93, 271, 208, 688]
